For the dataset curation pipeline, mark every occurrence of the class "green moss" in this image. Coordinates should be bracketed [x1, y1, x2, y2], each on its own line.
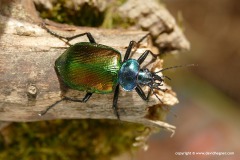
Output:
[0, 119, 145, 159]
[35, 0, 134, 29]
[35, 0, 105, 27]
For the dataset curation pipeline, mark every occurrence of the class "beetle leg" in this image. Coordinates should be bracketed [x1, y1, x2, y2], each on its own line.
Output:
[64, 32, 96, 44]
[137, 50, 157, 65]
[38, 92, 92, 116]
[123, 41, 136, 62]
[63, 92, 93, 103]
[137, 33, 151, 44]
[153, 92, 163, 104]
[41, 23, 96, 44]
[38, 98, 65, 116]
[113, 84, 120, 119]
[123, 33, 151, 62]
[135, 84, 152, 101]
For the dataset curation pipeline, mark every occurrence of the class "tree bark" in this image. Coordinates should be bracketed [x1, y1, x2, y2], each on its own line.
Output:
[0, 0, 189, 134]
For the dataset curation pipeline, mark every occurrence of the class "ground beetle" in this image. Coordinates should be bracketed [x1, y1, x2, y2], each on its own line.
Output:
[39, 24, 189, 118]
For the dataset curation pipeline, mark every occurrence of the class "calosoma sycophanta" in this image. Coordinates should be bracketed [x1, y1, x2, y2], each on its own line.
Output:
[39, 24, 187, 119]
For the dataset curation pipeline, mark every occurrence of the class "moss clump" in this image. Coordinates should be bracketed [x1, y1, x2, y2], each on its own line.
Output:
[34, 0, 133, 29]
[0, 119, 145, 160]
[35, 0, 105, 27]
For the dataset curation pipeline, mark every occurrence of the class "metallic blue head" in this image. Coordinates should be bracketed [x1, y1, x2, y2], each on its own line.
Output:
[137, 68, 165, 91]
[118, 59, 165, 92]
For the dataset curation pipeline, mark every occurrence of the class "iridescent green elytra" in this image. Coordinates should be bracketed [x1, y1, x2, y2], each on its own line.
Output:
[55, 42, 122, 94]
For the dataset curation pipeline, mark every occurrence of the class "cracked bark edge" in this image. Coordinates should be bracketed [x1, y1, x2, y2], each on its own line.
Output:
[119, 0, 190, 53]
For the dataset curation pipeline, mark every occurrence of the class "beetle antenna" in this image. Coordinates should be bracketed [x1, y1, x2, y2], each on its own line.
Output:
[155, 64, 196, 73]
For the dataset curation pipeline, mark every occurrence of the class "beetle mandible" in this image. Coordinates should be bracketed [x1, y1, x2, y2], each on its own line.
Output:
[39, 24, 169, 119]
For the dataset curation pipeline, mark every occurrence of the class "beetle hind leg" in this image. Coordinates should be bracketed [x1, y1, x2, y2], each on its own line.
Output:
[38, 98, 65, 116]
[135, 85, 152, 101]
[39, 92, 93, 116]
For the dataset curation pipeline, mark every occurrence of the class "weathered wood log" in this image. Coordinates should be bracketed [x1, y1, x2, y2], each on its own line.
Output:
[0, 0, 189, 134]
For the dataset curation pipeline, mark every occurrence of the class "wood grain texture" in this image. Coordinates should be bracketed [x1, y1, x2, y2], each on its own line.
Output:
[0, 0, 188, 134]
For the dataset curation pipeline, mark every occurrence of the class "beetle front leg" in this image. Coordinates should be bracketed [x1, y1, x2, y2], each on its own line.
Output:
[135, 84, 152, 101]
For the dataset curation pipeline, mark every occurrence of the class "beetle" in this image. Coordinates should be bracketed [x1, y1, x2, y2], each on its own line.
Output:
[39, 24, 183, 119]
